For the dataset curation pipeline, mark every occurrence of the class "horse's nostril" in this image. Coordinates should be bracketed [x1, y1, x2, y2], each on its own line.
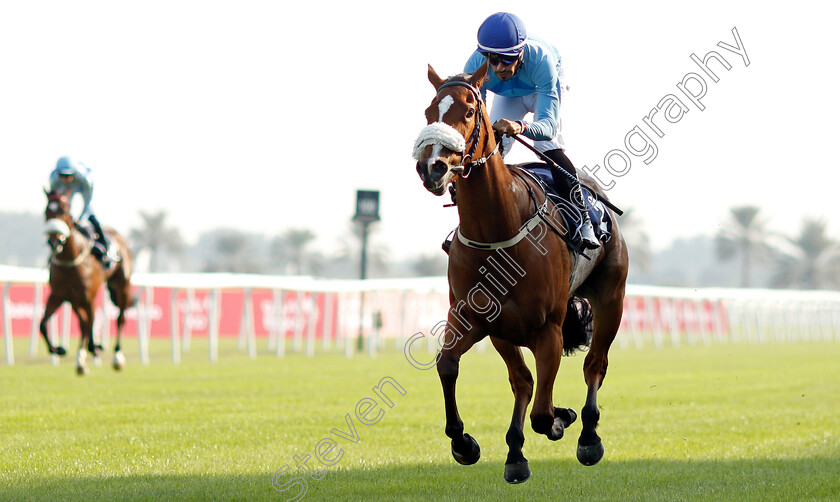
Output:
[431, 160, 449, 177]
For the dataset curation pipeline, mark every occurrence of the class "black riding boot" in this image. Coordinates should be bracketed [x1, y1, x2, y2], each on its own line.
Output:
[87, 214, 111, 265]
[543, 149, 600, 250]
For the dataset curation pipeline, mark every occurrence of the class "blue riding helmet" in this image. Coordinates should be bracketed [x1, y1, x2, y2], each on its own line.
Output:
[476, 12, 527, 56]
[56, 156, 78, 175]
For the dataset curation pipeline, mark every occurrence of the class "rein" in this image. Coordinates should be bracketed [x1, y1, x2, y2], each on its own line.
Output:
[421, 79, 587, 257]
[50, 242, 90, 268]
[47, 223, 92, 268]
[455, 168, 590, 259]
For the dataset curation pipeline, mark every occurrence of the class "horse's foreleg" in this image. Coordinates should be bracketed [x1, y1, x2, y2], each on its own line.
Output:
[437, 323, 481, 466]
[39, 295, 66, 356]
[577, 291, 623, 466]
[491, 337, 534, 484]
[530, 326, 565, 441]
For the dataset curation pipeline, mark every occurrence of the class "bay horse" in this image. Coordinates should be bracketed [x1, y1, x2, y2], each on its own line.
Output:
[414, 62, 629, 483]
[41, 190, 135, 374]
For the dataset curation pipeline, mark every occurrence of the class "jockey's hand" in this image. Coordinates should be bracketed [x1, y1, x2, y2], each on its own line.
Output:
[492, 119, 523, 137]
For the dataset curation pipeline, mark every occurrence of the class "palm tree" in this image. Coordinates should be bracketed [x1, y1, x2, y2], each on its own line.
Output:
[270, 228, 323, 275]
[206, 230, 265, 274]
[129, 210, 184, 272]
[770, 218, 840, 290]
[715, 206, 771, 287]
[332, 222, 390, 278]
[411, 252, 447, 277]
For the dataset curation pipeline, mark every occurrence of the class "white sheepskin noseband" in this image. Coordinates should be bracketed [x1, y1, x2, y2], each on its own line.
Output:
[44, 218, 71, 237]
[412, 122, 466, 160]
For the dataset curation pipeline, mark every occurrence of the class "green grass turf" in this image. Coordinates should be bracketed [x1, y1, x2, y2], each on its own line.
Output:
[1, 337, 838, 501]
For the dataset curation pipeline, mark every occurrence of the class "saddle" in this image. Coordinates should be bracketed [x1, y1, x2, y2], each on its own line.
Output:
[516, 163, 613, 246]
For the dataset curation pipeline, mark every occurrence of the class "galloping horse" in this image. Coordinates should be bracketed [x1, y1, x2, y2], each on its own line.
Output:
[41, 190, 135, 374]
[414, 63, 629, 483]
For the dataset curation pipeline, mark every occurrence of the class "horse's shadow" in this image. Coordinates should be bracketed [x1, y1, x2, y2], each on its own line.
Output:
[9, 457, 831, 501]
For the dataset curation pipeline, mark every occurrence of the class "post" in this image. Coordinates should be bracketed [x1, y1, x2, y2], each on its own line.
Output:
[273, 289, 285, 358]
[182, 288, 194, 352]
[3, 283, 14, 365]
[208, 288, 219, 363]
[170, 287, 181, 364]
[306, 293, 317, 357]
[352, 190, 380, 352]
[29, 283, 42, 356]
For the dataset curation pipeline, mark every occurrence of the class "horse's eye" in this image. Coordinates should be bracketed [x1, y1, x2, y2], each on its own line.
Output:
[466, 108, 475, 119]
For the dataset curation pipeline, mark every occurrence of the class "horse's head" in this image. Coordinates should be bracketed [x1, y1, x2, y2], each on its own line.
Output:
[43, 189, 73, 254]
[414, 63, 492, 196]
[44, 189, 71, 221]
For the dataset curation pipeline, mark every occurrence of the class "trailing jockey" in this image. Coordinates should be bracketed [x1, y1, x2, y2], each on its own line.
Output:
[48, 156, 115, 268]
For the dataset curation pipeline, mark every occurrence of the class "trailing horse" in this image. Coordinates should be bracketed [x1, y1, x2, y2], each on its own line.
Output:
[413, 63, 629, 483]
[40, 190, 135, 375]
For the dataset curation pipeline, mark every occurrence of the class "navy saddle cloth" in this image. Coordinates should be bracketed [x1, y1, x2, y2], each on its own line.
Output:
[519, 163, 613, 245]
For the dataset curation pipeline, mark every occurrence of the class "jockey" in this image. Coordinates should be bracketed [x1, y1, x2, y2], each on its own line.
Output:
[48, 156, 113, 266]
[464, 12, 600, 250]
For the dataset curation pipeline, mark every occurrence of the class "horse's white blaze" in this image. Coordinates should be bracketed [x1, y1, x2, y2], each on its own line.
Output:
[438, 95, 454, 120]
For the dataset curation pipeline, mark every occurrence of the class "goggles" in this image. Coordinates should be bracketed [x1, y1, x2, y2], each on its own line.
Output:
[483, 52, 520, 66]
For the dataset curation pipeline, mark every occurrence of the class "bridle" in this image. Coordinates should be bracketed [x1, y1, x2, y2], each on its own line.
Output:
[44, 196, 90, 268]
[45, 219, 91, 268]
[433, 80, 500, 178]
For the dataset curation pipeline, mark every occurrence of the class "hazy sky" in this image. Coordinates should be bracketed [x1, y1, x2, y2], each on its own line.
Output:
[1, 1, 837, 261]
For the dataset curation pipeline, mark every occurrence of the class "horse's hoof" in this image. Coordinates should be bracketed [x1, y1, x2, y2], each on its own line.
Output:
[451, 433, 481, 465]
[76, 365, 88, 376]
[547, 418, 565, 441]
[113, 351, 126, 371]
[504, 461, 531, 484]
[54, 346, 67, 356]
[555, 407, 577, 428]
[577, 440, 605, 466]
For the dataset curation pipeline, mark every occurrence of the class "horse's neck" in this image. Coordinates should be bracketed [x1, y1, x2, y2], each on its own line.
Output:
[60, 229, 87, 260]
[455, 156, 525, 241]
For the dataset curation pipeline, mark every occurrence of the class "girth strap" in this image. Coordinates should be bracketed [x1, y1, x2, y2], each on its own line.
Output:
[455, 208, 546, 250]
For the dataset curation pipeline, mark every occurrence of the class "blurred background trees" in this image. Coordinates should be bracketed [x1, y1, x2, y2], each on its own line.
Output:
[4, 204, 839, 290]
[129, 210, 184, 273]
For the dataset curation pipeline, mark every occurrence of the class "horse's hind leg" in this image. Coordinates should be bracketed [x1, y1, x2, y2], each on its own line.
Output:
[107, 277, 129, 370]
[577, 288, 624, 466]
[491, 338, 534, 484]
[437, 322, 482, 467]
[39, 295, 66, 356]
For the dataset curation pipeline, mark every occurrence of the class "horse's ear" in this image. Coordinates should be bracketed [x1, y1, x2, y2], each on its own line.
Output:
[469, 61, 489, 89]
[428, 64, 445, 90]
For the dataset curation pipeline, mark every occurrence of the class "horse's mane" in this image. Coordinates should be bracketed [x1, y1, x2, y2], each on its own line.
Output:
[445, 73, 471, 83]
[441, 72, 486, 89]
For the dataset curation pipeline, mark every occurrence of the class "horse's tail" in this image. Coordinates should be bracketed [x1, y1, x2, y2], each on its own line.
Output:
[562, 296, 593, 356]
